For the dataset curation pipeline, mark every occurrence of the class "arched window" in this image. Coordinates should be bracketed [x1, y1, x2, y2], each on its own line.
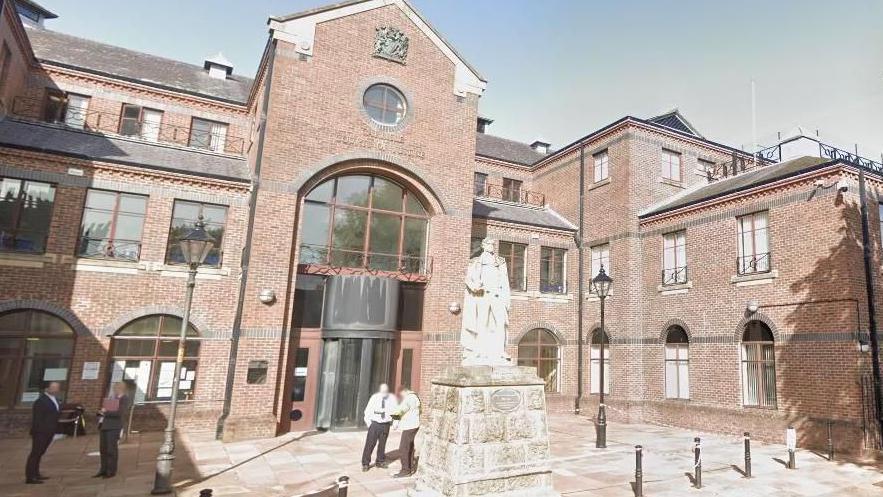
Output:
[0, 310, 74, 408]
[590, 328, 610, 394]
[110, 315, 199, 403]
[516, 329, 560, 393]
[741, 321, 776, 408]
[664, 326, 689, 399]
[299, 174, 429, 274]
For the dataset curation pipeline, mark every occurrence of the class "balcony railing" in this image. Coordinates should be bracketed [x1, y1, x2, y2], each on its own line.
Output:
[705, 152, 767, 182]
[11, 96, 245, 155]
[476, 183, 545, 207]
[298, 244, 432, 281]
[661, 266, 688, 286]
[737, 253, 771, 275]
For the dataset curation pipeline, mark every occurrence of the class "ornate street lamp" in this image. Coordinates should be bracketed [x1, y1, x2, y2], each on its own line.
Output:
[592, 266, 612, 449]
[152, 216, 214, 495]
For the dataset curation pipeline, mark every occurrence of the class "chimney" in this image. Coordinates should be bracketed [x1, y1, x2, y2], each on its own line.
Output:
[530, 139, 551, 154]
[476, 116, 493, 134]
[203, 52, 234, 80]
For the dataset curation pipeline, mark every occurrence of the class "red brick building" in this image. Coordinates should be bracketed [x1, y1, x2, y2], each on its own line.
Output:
[0, 0, 880, 453]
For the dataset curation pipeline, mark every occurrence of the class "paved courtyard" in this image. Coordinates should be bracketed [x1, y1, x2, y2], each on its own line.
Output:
[1, 415, 881, 497]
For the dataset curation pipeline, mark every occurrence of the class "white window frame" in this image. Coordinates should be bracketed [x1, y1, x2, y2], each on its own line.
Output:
[664, 341, 689, 399]
[661, 149, 682, 182]
[737, 211, 770, 274]
[593, 150, 609, 182]
[662, 231, 687, 285]
[590, 331, 610, 395]
[589, 243, 610, 293]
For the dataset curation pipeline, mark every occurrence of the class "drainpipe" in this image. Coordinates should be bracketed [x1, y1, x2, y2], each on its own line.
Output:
[857, 168, 883, 443]
[216, 38, 278, 440]
[575, 144, 586, 414]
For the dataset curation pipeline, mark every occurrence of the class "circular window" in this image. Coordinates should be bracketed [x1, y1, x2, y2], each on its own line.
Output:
[363, 84, 407, 126]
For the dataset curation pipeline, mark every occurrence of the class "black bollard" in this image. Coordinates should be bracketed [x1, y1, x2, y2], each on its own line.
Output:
[786, 426, 796, 470]
[337, 475, 349, 497]
[743, 432, 752, 478]
[693, 437, 702, 489]
[827, 420, 834, 461]
[198, 490, 212, 497]
[634, 445, 643, 497]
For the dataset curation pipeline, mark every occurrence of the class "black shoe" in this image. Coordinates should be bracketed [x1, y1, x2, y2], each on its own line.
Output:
[37, 475, 50, 480]
[102, 474, 115, 479]
[376, 462, 388, 469]
[392, 472, 410, 478]
[93, 472, 106, 478]
[25, 479, 43, 484]
[362, 465, 370, 472]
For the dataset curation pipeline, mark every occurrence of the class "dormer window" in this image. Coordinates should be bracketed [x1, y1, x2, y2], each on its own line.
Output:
[203, 53, 234, 80]
[531, 140, 551, 154]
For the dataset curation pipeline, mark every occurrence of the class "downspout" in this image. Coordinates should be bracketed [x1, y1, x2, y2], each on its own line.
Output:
[216, 38, 278, 440]
[857, 168, 883, 444]
[575, 143, 586, 414]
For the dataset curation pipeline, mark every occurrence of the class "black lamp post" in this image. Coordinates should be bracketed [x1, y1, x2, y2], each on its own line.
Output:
[152, 216, 214, 495]
[592, 266, 612, 449]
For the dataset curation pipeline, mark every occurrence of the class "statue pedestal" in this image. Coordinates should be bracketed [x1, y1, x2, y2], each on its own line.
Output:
[409, 365, 560, 497]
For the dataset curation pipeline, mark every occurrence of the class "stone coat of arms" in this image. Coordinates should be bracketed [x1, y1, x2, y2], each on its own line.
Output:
[374, 26, 409, 63]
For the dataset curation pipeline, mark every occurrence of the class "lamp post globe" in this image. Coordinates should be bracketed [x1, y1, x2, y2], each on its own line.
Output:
[592, 266, 612, 448]
[151, 216, 214, 494]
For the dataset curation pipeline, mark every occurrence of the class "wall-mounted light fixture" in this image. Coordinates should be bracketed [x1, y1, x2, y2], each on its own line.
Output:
[746, 299, 759, 314]
[448, 302, 461, 315]
[258, 289, 276, 305]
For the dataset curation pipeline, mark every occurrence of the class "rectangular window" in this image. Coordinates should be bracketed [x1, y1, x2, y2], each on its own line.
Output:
[473, 172, 488, 196]
[119, 104, 164, 142]
[540, 246, 566, 294]
[661, 149, 682, 182]
[737, 211, 770, 274]
[291, 348, 309, 403]
[501, 178, 522, 203]
[43, 90, 90, 128]
[662, 231, 687, 285]
[698, 158, 716, 175]
[593, 150, 609, 182]
[246, 360, 268, 384]
[0, 178, 55, 253]
[400, 348, 414, 390]
[166, 200, 227, 267]
[741, 342, 776, 408]
[590, 344, 610, 394]
[665, 344, 689, 399]
[190, 117, 228, 152]
[499, 241, 527, 292]
[78, 190, 148, 261]
[0, 43, 11, 96]
[590, 244, 610, 292]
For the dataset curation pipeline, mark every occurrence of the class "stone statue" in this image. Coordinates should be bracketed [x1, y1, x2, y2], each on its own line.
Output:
[460, 238, 511, 366]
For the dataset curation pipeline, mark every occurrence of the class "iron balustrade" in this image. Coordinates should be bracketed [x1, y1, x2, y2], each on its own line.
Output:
[478, 182, 545, 207]
[757, 138, 883, 175]
[737, 252, 771, 275]
[661, 266, 688, 286]
[77, 237, 142, 262]
[11, 96, 245, 155]
[298, 243, 432, 277]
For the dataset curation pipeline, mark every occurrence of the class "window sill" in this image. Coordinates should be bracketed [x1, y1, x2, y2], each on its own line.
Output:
[510, 292, 531, 301]
[158, 265, 230, 280]
[731, 270, 778, 286]
[74, 258, 143, 274]
[588, 178, 611, 191]
[657, 281, 692, 295]
[659, 178, 685, 188]
[664, 397, 691, 403]
[537, 293, 571, 303]
[0, 251, 56, 268]
[585, 292, 614, 302]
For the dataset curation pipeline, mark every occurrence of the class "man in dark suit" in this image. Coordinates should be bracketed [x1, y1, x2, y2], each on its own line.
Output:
[25, 381, 62, 484]
[95, 382, 130, 478]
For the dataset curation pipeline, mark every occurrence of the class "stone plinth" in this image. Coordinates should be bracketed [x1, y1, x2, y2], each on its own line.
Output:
[410, 365, 559, 497]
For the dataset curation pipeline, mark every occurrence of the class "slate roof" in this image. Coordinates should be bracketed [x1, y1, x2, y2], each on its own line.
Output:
[0, 119, 250, 182]
[647, 110, 703, 138]
[473, 198, 577, 231]
[475, 133, 547, 166]
[24, 26, 253, 104]
[640, 156, 834, 218]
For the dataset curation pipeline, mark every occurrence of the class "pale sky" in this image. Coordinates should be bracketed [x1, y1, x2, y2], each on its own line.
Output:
[37, 0, 883, 159]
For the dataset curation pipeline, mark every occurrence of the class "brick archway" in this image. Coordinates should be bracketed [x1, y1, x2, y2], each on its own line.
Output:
[512, 322, 565, 346]
[659, 318, 693, 344]
[101, 305, 210, 337]
[734, 311, 780, 342]
[0, 299, 91, 337]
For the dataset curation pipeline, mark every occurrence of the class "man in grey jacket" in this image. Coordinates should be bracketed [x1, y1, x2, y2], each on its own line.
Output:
[391, 385, 420, 478]
[95, 382, 130, 478]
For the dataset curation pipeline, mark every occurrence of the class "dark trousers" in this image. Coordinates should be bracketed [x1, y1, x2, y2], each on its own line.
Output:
[99, 429, 121, 476]
[398, 427, 419, 474]
[361, 421, 391, 466]
[25, 432, 53, 480]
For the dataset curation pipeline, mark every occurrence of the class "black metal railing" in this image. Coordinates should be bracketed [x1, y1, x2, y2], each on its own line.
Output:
[737, 253, 771, 275]
[77, 238, 142, 262]
[477, 182, 545, 207]
[757, 137, 883, 176]
[661, 266, 688, 286]
[706, 152, 766, 182]
[11, 96, 246, 155]
[298, 244, 432, 277]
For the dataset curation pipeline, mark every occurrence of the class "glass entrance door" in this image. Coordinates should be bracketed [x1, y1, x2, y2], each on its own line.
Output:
[316, 337, 391, 430]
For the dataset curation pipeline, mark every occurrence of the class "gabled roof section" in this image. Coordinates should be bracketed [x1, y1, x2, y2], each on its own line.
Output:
[268, 0, 486, 96]
[24, 26, 253, 104]
[640, 156, 834, 218]
[473, 198, 577, 232]
[648, 109, 703, 138]
[476, 133, 547, 166]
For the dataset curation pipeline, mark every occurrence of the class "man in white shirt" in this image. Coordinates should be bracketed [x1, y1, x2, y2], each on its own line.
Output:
[391, 385, 421, 478]
[361, 383, 398, 472]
